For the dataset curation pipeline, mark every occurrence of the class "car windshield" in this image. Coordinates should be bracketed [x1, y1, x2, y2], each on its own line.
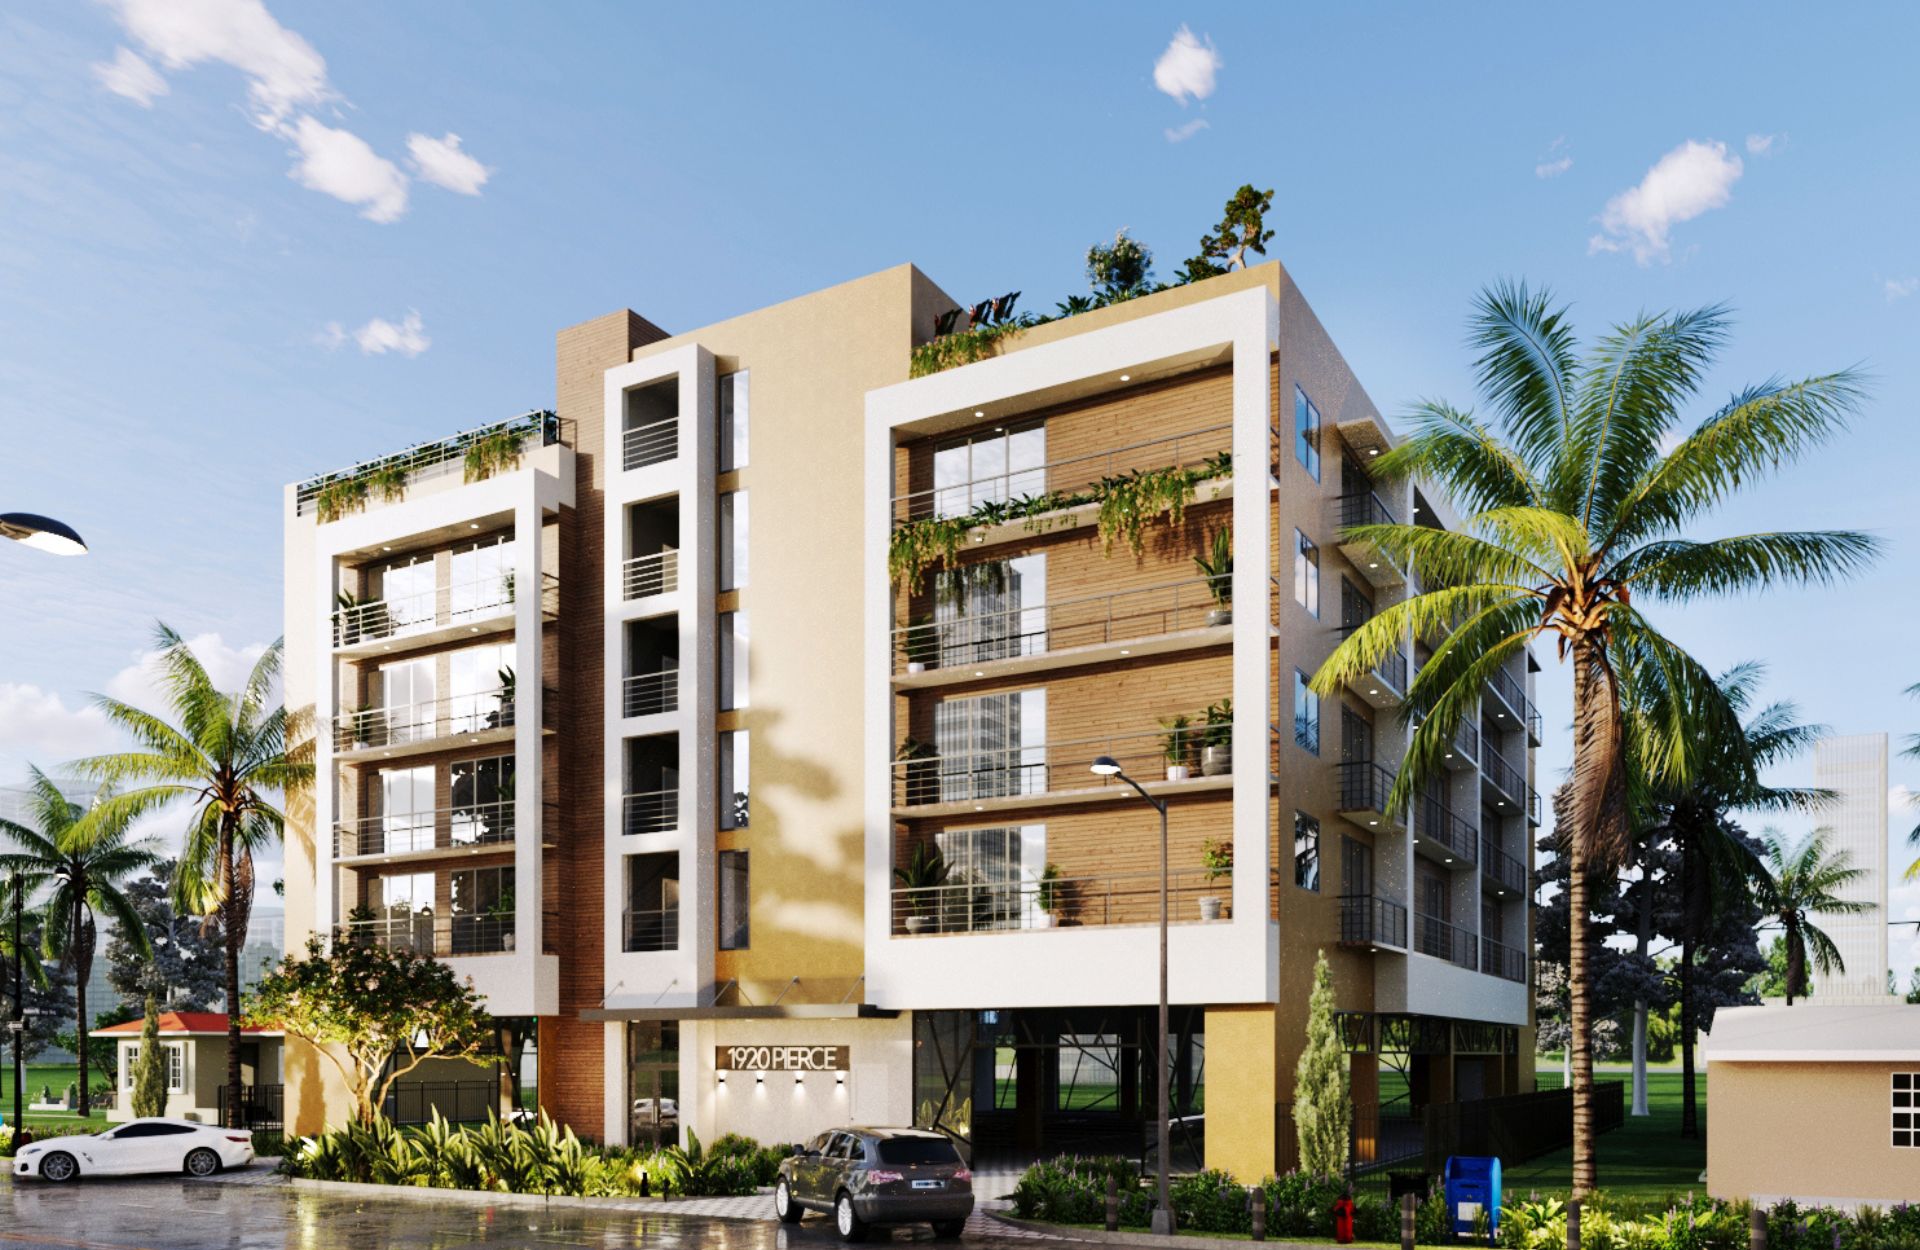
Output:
[874, 1136, 961, 1166]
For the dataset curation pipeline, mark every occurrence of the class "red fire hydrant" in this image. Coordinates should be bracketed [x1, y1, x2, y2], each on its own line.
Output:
[1333, 1194, 1355, 1245]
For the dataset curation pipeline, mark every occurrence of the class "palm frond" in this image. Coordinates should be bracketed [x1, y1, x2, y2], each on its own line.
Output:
[1372, 402, 1541, 514]
[1467, 280, 1579, 472]
[1615, 531, 1881, 600]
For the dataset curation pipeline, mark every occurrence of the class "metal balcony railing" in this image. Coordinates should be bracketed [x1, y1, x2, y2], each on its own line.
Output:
[1481, 937, 1527, 983]
[892, 723, 1239, 808]
[295, 410, 565, 517]
[622, 788, 678, 835]
[890, 867, 1229, 935]
[890, 423, 1231, 526]
[333, 799, 516, 859]
[1416, 792, 1477, 864]
[622, 549, 679, 600]
[623, 906, 679, 952]
[622, 668, 678, 718]
[1414, 913, 1478, 970]
[342, 913, 527, 958]
[1479, 742, 1542, 824]
[623, 417, 678, 471]
[1483, 838, 1528, 895]
[1487, 666, 1542, 741]
[1339, 490, 1398, 531]
[893, 577, 1224, 675]
[1454, 718, 1481, 761]
[1335, 760, 1397, 816]
[332, 685, 526, 752]
[333, 572, 557, 649]
[1339, 894, 1408, 948]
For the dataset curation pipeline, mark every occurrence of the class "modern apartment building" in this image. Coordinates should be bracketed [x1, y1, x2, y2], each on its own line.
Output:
[280, 261, 1538, 1178]
[1808, 733, 1891, 1000]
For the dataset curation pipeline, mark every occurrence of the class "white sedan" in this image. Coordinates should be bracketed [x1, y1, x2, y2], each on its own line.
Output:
[12, 1118, 255, 1182]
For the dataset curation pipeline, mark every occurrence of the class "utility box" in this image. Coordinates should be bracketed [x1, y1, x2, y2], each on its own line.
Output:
[1442, 1155, 1502, 1240]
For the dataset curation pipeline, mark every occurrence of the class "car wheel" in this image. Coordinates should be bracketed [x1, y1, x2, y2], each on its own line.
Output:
[835, 1192, 869, 1243]
[932, 1219, 967, 1240]
[184, 1148, 222, 1178]
[38, 1152, 78, 1183]
[775, 1179, 803, 1224]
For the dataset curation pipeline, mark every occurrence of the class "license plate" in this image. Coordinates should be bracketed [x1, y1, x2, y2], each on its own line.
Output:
[913, 1180, 944, 1189]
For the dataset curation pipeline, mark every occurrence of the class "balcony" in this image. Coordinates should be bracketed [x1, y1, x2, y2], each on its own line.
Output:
[621, 788, 678, 836]
[893, 578, 1228, 686]
[1414, 792, 1477, 867]
[889, 867, 1229, 936]
[623, 906, 679, 952]
[623, 417, 677, 472]
[1336, 492, 1406, 590]
[342, 913, 540, 958]
[331, 799, 542, 865]
[1479, 742, 1542, 825]
[1486, 666, 1543, 745]
[1335, 760, 1401, 831]
[622, 549, 679, 601]
[295, 410, 565, 519]
[333, 573, 558, 658]
[622, 668, 679, 719]
[1335, 627, 1408, 710]
[1338, 894, 1409, 950]
[1482, 837, 1528, 897]
[332, 686, 555, 763]
[891, 726, 1248, 817]
[1481, 937, 1527, 983]
[1413, 913, 1478, 971]
[1443, 718, 1480, 772]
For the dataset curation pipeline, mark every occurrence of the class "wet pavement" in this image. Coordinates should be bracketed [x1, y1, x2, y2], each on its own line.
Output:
[0, 1173, 1057, 1250]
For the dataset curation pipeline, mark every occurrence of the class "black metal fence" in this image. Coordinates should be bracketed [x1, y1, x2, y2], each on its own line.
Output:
[217, 1083, 284, 1131]
[383, 1080, 500, 1125]
[1420, 1080, 1624, 1172]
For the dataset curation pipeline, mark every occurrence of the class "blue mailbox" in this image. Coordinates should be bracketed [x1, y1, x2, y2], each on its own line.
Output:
[1442, 1155, 1502, 1240]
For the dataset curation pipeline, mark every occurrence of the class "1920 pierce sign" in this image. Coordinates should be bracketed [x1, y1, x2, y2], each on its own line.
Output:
[716, 1045, 849, 1072]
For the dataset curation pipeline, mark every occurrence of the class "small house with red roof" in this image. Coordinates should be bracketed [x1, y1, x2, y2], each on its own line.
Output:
[95, 1012, 284, 1127]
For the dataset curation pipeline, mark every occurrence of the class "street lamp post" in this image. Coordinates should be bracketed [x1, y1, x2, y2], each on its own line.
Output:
[1090, 755, 1174, 1236]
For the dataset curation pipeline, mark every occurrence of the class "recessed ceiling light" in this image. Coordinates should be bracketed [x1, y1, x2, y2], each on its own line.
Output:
[382, 545, 393, 552]
[470, 523, 480, 529]
[1119, 373, 1131, 382]
[975, 671, 985, 677]
[1368, 820, 1378, 826]
[1119, 649, 1130, 656]
[974, 410, 985, 418]
[1369, 689, 1379, 696]
[975, 805, 984, 811]
[1369, 562, 1379, 569]
[1368, 449, 1379, 457]
[1444, 858, 1453, 864]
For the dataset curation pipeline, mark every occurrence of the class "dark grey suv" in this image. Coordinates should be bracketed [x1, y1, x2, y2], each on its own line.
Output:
[773, 1127, 973, 1241]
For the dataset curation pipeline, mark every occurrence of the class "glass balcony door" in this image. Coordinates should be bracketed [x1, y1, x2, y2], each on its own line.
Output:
[379, 765, 435, 854]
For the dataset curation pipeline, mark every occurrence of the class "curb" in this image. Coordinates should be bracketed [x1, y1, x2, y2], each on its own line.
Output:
[288, 1176, 769, 1221]
[985, 1211, 1361, 1250]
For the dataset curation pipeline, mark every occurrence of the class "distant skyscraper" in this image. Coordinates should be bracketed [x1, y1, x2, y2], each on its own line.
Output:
[1809, 733, 1889, 999]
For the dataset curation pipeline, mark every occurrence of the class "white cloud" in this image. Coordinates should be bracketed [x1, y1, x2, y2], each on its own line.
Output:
[1588, 139, 1743, 265]
[1153, 25, 1220, 105]
[329, 310, 430, 357]
[1745, 132, 1781, 157]
[99, 0, 330, 128]
[407, 132, 491, 196]
[92, 46, 170, 107]
[1884, 276, 1919, 303]
[1164, 118, 1210, 144]
[285, 116, 409, 223]
[1535, 136, 1572, 179]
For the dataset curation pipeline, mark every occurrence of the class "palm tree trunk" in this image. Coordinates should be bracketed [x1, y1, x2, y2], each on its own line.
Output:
[1566, 645, 1604, 1198]
[1679, 927, 1698, 1138]
[73, 906, 91, 1118]
[1630, 840, 1653, 1118]
[220, 821, 244, 1130]
[1785, 922, 1805, 1005]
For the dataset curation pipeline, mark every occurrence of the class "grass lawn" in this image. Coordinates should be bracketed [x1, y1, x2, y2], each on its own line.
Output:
[1502, 1069, 1706, 1210]
[1, 1064, 84, 1104]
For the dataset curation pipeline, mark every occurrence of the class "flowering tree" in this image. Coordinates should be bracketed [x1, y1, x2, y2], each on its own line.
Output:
[248, 932, 493, 1125]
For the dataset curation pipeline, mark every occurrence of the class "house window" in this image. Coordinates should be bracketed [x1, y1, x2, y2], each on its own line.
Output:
[719, 371, 749, 472]
[166, 1043, 184, 1093]
[1294, 386, 1321, 481]
[719, 730, 749, 830]
[1294, 812, 1321, 891]
[718, 851, 750, 950]
[1896, 1073, 1919, 1148]
[719, 611, 749, 710]
[719, 492, 748, 590]
[931, 422, 1046, 520]
[1294, 530, 1319, 617]
[122, 1045, 138, 1092]
[1293, 670, 1320, 755]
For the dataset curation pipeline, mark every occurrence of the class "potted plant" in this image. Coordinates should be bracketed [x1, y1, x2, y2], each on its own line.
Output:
[1194, 526, 1232, 626]
[1158, 714, 1196, 781]
[1199, 837, 1232, 920]
[488, 890, 517, 952]
[1033, 862, 1064, 929]
[901, 615, 939, 674]
[893, 842, 950, 934]
[898, 735, 938, 805]
[335, 589, 363, 646]
[1201, 698, 1233, 776]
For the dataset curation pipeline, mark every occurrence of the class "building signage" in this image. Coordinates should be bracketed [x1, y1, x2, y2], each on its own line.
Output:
[715, 1045, 849, 1072]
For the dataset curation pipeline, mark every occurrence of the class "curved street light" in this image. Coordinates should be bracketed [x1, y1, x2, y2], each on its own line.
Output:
[0, 513, 87, 557]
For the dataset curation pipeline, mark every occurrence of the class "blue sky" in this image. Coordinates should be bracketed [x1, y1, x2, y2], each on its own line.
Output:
[2, 3, 1917, 968]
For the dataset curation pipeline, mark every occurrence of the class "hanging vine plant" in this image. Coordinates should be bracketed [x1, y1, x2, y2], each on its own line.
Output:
[909, 319, 1036, 378]
[1095, 464, 1200, 556]
[464, 429, 526, 483]
[888, 514, 973, 592]
[366, 458, 409, 503]
[314, 474, 370, 523]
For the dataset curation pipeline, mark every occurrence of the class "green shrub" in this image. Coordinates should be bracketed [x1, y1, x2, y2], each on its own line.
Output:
[1171, 1169, 1248, 1234]
[1257, 1171, 1345, 1237]
[1010, 1155, 1150, 1226]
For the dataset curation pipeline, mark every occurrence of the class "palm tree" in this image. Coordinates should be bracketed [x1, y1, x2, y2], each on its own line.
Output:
[75, 626, 312, 1129]
[1312, 283, 1877, 1194]
[1757, 829, 1871, 1003]
[0, 768, 156, 1116]
[1631, 663, 1823, 1137]
[1901, 682, 1920, 882]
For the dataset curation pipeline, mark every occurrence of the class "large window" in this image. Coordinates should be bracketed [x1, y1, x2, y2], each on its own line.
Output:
[934, 824, 1046, 929]
[933, 689, 1047, 801]
[376, 553, 436, 634]
[449, 535, 515, 621]
[450, 754, 514, 845]
[1293, 669, 1320, 755]
[1293, 530, 1319, 617]
[449, 641, 515, 733]
[376, 656, 435, 744]
[624, 853, 679, 952]
[1294, 386, 1321, 481]
[933, 554, 1046, 666]
[122, 1043, 186, 1093]
[379, 765, 434, 854]
[1294, 812, 1321, 891]
[450, 865, 514, 954]
[718, 851, 750, 950]
[626, 1020, 679, 1148]
[932, 422, 1045, 520]
[719, 611, 749, 711]
[719, 730, 749, 830]
[719, 370, 750, 472]
[719, 492, 748, 590]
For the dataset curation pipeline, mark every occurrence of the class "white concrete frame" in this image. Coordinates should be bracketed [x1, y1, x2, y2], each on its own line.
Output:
[599, 346, 719, 1145]
[307, 442, 573, 1017]
[862, 285, 1279, 1011]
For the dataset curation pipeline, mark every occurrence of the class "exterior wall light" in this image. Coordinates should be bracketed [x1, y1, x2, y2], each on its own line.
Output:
[755, 1073, 765, 1086]
[794, 1073, 805, 1086]
[835, 1073, 846, 1087]
[717, 1072, 727, 1085]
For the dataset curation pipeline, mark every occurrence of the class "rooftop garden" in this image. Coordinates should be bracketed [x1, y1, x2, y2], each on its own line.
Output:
[295, 409, 563, 522]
